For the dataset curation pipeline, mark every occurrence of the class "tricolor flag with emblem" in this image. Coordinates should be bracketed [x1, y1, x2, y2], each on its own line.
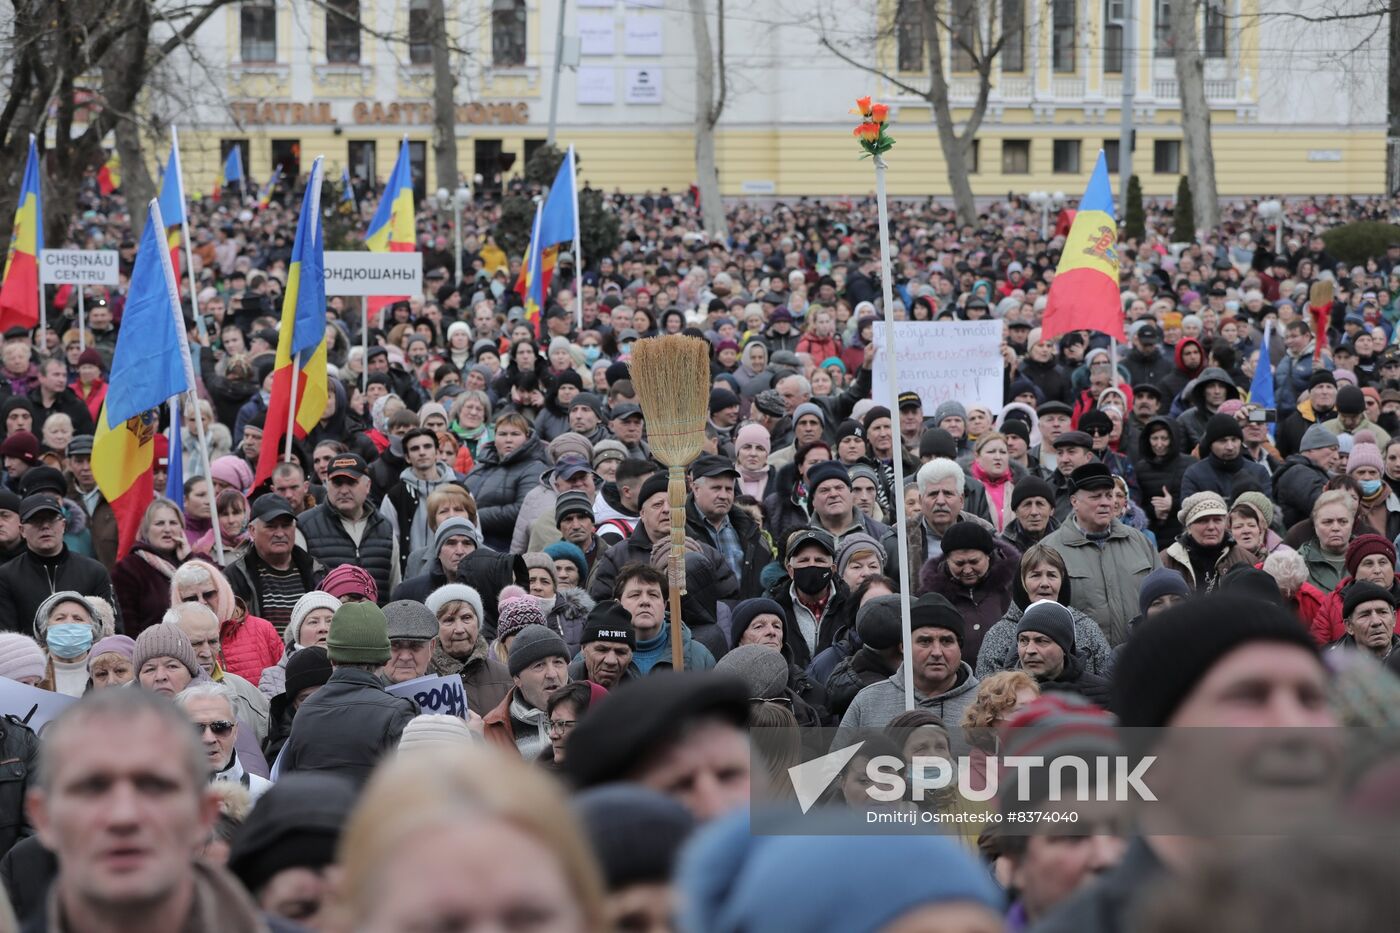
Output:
[520, 201, 546, 336]
[364, 138, 415, 320]
[92, 201, 194, 558]
[1040, 151, 1125, 343]
[256, 157, 328, 488]
[514, 147, 579, 337]
[97, 152, 121, 196]
[0, 135, 43, 330]
[157, 142, 187, 288]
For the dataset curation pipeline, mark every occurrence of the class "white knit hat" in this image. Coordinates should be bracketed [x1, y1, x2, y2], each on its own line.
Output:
[425, 584, 484, 622]
[287, 591, 342, 647]
[398, 714, 474, 755]
[0, 633, 46, 683]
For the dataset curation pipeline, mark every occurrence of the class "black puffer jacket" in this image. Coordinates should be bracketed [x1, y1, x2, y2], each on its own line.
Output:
[279, 667, 418, 787]
[684, 498, 773, 600]
[463, 435, 550, 551]
[298, 502, 396, 604]
[1132, 416, 1195, 543]
[764, 574, 853, 670]
[1034, 652, 1112, 706]
[824, 645, 897, 720]
[1019, 356, 1073, 405]
[762, 462, 811, 556]
[0, 717, 37, 859]
[1273, 453, 1331, 529]
[0, 547, 116, 635]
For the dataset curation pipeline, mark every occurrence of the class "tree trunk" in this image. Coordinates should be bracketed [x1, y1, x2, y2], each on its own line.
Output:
[922, 0, 977, 225]
[113, 120, 155, 236]
[102, 6, 156, 237]
[690, 0, 728, 238]
[428, 0, 458, 193]
[1170, 0, 1219, 232]
[1388, 0, 1400, 197]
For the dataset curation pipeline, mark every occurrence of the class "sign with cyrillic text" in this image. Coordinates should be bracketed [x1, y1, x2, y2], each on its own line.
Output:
[870, 320, 1004, 412]
[386, 674, 468, 719]
[39, 250, 120, 285]
[323, 251, 422, 296]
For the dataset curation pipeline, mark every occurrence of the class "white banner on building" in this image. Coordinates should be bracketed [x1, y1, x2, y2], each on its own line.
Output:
[624, 16, 663, 55]
[578, 13, 616, 55]
[870, 320, 1004, 412]
[625, 67, 663, 104]
[39, 250, 120, 285]
[576, 66, 616, 104]
[323, 251, 422, 296]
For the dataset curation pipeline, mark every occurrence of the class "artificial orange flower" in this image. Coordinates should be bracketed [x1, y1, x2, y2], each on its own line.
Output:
[871, 103, 889, 123]
[851, 96, 872, 116]
[853, 122, 879, 141]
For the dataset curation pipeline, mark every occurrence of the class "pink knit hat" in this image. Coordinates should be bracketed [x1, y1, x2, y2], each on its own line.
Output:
[495, 588, 547, 643]
[0, 633, 46, 683]
[1347, 432, 1385, 478]
[736, 423, 771, 453]
[210, 455, 254, 493]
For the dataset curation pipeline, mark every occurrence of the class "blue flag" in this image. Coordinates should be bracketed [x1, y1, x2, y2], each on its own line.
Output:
[536, 146, 578, 250]
[167, 398, 184, 510]
[1250, 322, 1276, 439]
[341, 166, 355, 207]
[103, 203, 193, 425]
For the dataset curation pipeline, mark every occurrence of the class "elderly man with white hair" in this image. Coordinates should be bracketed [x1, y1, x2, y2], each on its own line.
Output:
[176, 681, 272, 801]
[164, 602, 271, 744]
[879, 458, 994, 587]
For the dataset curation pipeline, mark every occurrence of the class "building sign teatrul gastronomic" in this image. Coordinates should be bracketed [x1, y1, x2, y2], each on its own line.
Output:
[230, 100, 530, 126]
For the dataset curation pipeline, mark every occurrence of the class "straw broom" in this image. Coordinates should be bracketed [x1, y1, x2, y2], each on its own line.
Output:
[629, 334, 711, 670]
[1309, 280, 1333, 363]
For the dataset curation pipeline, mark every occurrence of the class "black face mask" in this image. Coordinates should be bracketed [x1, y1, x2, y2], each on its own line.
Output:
[792, 566, 832, 595]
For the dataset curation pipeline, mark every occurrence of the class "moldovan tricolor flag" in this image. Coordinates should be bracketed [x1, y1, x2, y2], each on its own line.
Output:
[515, 147, 578, 338]
[1039, 151, 1125, 343]
[364, 138, 415, 320]
[0, 135, 43, 330]
[97, 152, 121, 196]
[157, 143, 187, 288]
[92, 201, 195, 558]
[256, 157, 328, 488]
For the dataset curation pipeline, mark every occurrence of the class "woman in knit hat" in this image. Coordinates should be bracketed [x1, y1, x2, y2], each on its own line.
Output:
[1228, 490, 1285, 564]
[490, 586, 556, 664]
[1346, 430, 1400, 539]
[170, 558, 283, 684]
[320, 563, 379, 605]
[1309, 533, 1399, 647]
[544, 540, 589, 590]
[0, 632, 48, 686]
[33, 591, 102, 697]
[258, 591, 341, 699]
[86, 634, 135, 690]
[133, 623, 202, 697]
[69, 347, 107, 423]
[735, 423, 774, 501]
[525, 552, 594, 655]
[426, 583, 511, 715]
[112, 497, 189, 639]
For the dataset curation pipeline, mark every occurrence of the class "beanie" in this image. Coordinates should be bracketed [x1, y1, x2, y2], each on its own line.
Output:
[320, 564, 379, 604]
[1078, 409, 1112, 438]
[939, 521, 995, 556]
[1231, 490, 1274, 529]
[133, 624, 200, 679]
[861, 405, 892, 435]
[638, 472, 670, 511]
[1344, 580, 1398, 618]
[919, 427, 957, 460]
[573, 785, 695, 891]
[283, 645, 333, 698]
[548, 431, 594, 466]
[1016, 600, 1076, 657]
[1308, 369, 1337, 389]
[544, 540, 588, 583]
[735, 423, 771, 453]
[433, 517, 482, 554]
[805, 461, 850, 506]
[326, 603, 391, 665]
[709, 388, 741, 415]
[0, 432, 37, 464]
[1348, 440, 1385, 478]
[1299, 422, 1339, 452]
[88, 634, 136, 668]
[1346, 533, 1397, 577]
[507, 624, 570, 677]
[591, 439, 629, 467]
[424, 583, 485, 622]
[76, 347, 104, 370]
[554, 491, 594, 527]
[210, 455, 254, 493]
[0, 633, 46, 682]
[1011, 476, 1055, 512]
[856, 594, 903, 650]
[715, 644, 789, 700]
[835, 533, 886, 580]
[496, 593, 548, 644]
[1337, 384, 1366, 415]
[933, 401, 968, 425]
[1177, 491, 1228, 528]
[793, 402, 826, 426]
[1200, 413, 1244, 452]
[287, 592, 341, 647]
[911, 592, 964, 643]
[398, 714, 474, 755]
[727, 598, 786, 650]
[1137, 567, 1192, 615]
[582, 600, 636, 648]
[1111, 594, 1318, 727]
[1219, 565, 1285, 606]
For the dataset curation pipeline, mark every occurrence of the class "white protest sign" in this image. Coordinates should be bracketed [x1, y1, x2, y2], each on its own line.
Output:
[870, 320, 1004, 412]
[0, 677, 77, 734]
[39, 250, 120, 285]
[323, 251, 422, 296]
[386, 674, 469, 719]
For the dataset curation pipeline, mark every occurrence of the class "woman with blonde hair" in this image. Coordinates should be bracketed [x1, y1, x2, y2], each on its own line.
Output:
[336, 745, 607, 933]
[112, 497, 189, 638]
[961, 670, 1040, 793]
[403, 483, 480, 578]
[169, 558, 283, 683]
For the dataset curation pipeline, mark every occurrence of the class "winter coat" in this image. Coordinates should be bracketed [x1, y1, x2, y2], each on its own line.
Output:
[219, 669, 272, 745]
[549, 588, 596, 655]
[823, 645, 897, 721]
[1132, 417, 1196, 543]
[509, 476, 559, 555]
[219, 608, 284, 685]
[1298, 538, 1348, 593]
[1000, 516, 1059, 556]
[111, 543, 180, 639]
[1320, 415, 1392, 450]
[1031, 652, 1112, 706]
[69, 377, 107, 424]
[1122, 345, 1174, 388]
[381, 462, 464, 568]
[279, 667, 418, 786]
[429, 638, 512, 716]
[1355, 488, 1400, 541]
[1178, 453, 1272, 502]
[28, 385, 95, 437]
[761, 462, 812, 555]
[1019, 356, 1073, 405]
[298, 502, 396, 603]
[1160, 338, 1205, 403]
[835, 664, 981, 748]
[1310, 576, 1400, 647]
[0, 547, 115, 636]
[223, 546, 325, 625]
[1, 835, 56, 923]
[880, 510, 995, 592]
[1274, 342, 1329, 416]
[1040, 519, 1161, 646]
[0, 716, 37, 859]
[1273, 455, 1330, 529]
[390, 558, 449, 605]
[917, 538, 1021, 666]
[1175, 367, 1240, 451]
[463, 435, 550, 551]
[976, 574, 1112, 677]
[764, 574, 853, 671]
[684, 498, 775, 600]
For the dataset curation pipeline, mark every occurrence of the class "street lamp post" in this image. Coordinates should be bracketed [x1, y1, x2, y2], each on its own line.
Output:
[453, 184, 471, 285]
[1028, 191, 1067, 240]
[1258, 199, 1283, 257]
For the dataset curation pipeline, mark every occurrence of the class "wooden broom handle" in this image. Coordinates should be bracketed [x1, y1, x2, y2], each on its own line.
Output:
[668, 465, 686, 670]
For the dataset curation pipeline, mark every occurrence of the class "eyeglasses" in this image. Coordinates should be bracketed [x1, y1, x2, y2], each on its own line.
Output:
[194, 720, 235, 737]
[182, 591, 219, 604]
[547, 719, 577, 734]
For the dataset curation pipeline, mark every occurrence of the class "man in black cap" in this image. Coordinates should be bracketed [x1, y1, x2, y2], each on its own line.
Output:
[299, 452, 398, 603]
[897, 391, 928, 451]
[822, 593, 903, 720]
[609, 403, 651, 459]
[805, 460, 890, 549]
[766, 527, 850, 670]
[483, 623, 572, 759]
[554, 490, 604, 573]
[1322, 383, 1391, 448]
[225, 495, 325, 636]
[1123, 322, 1173, 387]
[1328, 581, 1400, 660]
[1049, 430, 1098, 520]
[1041, 463, 1160, 646]
[706, 388, 741, 458]
[685, 454, 770, 598]
[1179, 412, 1271, 500]
[562, 671, 752, 821]
[1031, 400, 1074, 477]
[1278, 368, 1337, 457]
[1002, 476, 1059, 553]
[568, 600, 637, 688]
[568, 393, 612, 445]
[0, 493, 114, 633]
[1014, 600, 1110, 704]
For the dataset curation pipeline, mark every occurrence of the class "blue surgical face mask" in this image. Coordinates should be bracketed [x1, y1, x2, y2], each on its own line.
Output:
[583, 345, 601, 364]
[1361, 478, 1384, 497]
[47, 623, 93, 659]
[490, 281, 505, 299]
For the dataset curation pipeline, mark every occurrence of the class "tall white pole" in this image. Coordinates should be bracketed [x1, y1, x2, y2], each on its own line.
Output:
[170, 128, 206, 347]
[187, 390, 224, 563]
[361, 305, 369, 395]
[569, 145, 583, 328]
[285, 358, 299, 464]
[1117, 0, 1135, 212]
[77, 286, 86, 351]
[874, 157, 916, 712]
[547, 0, 568, 146]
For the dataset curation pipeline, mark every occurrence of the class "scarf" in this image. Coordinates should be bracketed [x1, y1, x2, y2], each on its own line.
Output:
[508, 693, 551, 760]
[738, 464, 768, 499]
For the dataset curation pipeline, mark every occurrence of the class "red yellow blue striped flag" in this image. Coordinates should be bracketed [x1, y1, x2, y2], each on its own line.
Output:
[1040, 150, 1125, 343]
[0, 135, 43, 330]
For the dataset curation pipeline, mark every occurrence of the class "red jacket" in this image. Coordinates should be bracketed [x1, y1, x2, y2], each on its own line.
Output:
[796, 334, 841, 363]
[219, 610, 285, 683]
[482, 688, 521, 756]
[1297, 582, 1335, 645]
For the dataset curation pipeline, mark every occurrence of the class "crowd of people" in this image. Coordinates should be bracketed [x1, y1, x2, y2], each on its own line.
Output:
[0, 166, 1394, 932]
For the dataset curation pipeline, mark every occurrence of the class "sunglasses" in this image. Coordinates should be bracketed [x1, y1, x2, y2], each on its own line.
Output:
[1085, 426, 1112, 437]
[182, 590, 219, 604]
[194, 720, 235, 737]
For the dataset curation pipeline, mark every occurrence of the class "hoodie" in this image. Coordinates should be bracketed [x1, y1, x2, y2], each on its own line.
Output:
[381, 461, 463, 560]
[1161, 337, 1205, 402]
[1132, 416, 1195, 542]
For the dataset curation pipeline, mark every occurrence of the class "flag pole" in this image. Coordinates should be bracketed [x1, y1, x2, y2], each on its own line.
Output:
[171, 128, 207, 347]
[31, 135, 45, 351]
[568, 145, 583, 329]
[361, 305, 369, 395]
[285, 356, 299, 465]
[186, 388, 224, 563]
[77, 286, 86, 351]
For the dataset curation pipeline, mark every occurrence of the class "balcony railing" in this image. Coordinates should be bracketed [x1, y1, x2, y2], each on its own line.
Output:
[1152, 77, 1237, 100]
